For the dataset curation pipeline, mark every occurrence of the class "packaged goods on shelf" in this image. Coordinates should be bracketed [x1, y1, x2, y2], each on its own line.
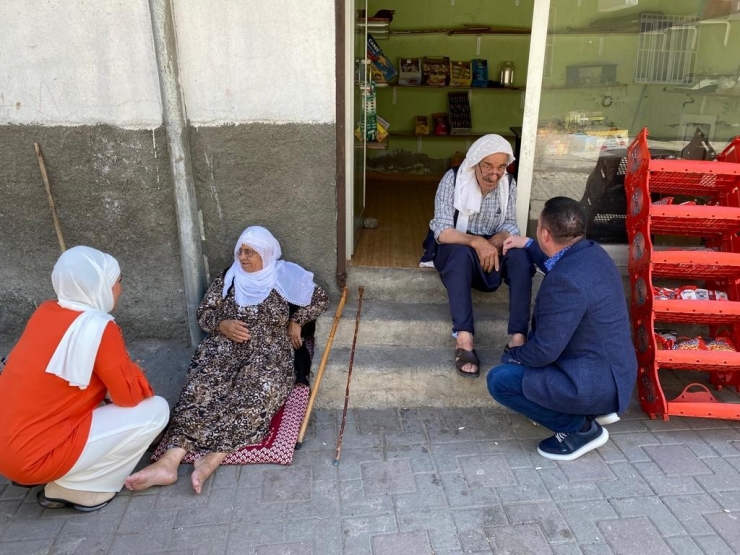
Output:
[471, 59, 489, 87]
[367, 34, 397, 84]
[431, 112, 449, 136]
[355, 82, 378, 142]
[447, 92, 472, 135]
[414, 115, 430, 136]
[652, 285, 728, 301]
[398, 58, 422, 86]
[422, 57, 450, 87]
[449, 61, 473, 87]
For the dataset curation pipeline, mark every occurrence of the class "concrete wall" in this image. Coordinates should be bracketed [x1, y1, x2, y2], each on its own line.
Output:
[173, 0, 338, 291]
[0, 0, 338, 344]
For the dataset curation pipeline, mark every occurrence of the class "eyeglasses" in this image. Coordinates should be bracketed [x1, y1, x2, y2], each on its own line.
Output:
[238, 247, 260, 259]
[478, 161, 508, 175]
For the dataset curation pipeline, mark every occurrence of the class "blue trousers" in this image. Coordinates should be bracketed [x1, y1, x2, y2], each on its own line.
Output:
[487, 363, 586, 433]
[434, 244, 534, 336]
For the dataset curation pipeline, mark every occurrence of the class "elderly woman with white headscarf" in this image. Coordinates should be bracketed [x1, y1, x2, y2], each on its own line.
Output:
[0, 246, 169, 512]
[125, 226, 328, 494]
[422, 134, 535, 379]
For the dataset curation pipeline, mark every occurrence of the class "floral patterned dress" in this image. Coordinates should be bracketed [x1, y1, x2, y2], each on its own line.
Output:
[164, 274, 328, 453]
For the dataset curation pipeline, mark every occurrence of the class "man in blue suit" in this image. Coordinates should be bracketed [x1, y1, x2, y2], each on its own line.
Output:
[487, 197, 637, 461]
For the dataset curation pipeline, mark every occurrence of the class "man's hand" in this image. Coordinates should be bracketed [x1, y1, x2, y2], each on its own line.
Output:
[502, 235, 531, 256]
[488, 232, 510, 253]
[472, 236, 500, 273]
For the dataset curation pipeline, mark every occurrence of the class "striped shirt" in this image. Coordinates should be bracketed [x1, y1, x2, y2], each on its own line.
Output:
[430, 169, 520, 240]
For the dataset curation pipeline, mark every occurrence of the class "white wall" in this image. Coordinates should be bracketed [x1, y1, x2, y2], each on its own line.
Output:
[172, 0, 336, 125]
[0, 0, 162, 127]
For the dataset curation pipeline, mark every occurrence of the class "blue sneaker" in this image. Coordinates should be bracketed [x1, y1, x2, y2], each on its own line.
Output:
[537, 419, 609, 461]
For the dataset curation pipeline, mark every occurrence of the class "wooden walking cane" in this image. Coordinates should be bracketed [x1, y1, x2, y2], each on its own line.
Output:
[295, 286, 349, 449]
[333, 286, 365, 466]
[34, 142, 66, 252]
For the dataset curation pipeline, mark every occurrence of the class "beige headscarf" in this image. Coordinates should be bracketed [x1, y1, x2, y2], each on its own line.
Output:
[454, 134, 515, 233]
[46, 246, 120, 389]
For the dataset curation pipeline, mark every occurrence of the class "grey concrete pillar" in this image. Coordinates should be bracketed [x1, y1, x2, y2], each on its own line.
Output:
[148, 0, 206, 347]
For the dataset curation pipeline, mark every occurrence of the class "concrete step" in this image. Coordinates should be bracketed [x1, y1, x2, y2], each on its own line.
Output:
[317, 300, 510, 349]
[345, 265, 544, 303]
[311, 345, 500, 409]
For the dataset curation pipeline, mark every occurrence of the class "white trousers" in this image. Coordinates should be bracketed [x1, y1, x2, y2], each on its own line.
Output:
[55, 396, 170, 492]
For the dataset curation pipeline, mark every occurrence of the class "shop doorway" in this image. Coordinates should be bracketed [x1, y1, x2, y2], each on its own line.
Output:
[346, 0, 537, 268]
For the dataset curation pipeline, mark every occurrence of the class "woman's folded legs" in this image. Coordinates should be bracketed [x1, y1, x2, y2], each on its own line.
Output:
[42, 396, 169, 508]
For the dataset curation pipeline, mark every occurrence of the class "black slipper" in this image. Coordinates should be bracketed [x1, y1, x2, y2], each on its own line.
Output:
[455, 348, 480, 379]
[36, 490, 113, 513]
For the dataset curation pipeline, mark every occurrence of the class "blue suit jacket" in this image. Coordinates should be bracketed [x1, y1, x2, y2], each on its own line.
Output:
[504, 239, 637, 415]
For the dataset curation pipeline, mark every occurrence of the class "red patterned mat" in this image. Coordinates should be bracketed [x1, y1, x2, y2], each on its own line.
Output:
[150, 384, 309, 465]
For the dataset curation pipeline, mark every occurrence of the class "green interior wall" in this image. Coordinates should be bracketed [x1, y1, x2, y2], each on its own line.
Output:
[365, 0, 534, 168]
[362, 0, 739, 170]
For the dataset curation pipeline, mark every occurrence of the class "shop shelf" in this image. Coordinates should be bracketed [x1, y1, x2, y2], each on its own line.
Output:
[718, 138, 740, 164]
[649, 205, 740, 236]
[655, 349, 740, 372]
[649, 250, 740, 279]
[627, 127, 740, 421]
[646, 160, 740, 197]
[652, 299, 740, 324]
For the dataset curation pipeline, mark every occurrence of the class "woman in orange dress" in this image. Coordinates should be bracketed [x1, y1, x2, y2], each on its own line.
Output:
[0, 246, 170, 512]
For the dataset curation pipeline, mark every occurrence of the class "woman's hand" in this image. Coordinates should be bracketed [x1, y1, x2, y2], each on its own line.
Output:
[288, 320, 303, 349]
[218, 320, 251, 343]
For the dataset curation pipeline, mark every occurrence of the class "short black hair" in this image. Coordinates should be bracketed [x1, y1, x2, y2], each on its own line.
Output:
[540, 197, 586, 243]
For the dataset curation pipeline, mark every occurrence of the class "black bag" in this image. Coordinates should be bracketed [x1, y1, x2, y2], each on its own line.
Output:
[420, 167, 460, 265]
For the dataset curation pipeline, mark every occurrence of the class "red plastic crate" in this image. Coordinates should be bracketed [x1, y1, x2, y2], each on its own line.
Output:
[626, 127, 740, 421]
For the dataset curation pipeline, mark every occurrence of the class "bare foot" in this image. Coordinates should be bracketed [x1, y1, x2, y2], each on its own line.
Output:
[191, 452, 226, 494]
[507, 333, 526, 349]
[455, 331, 478, 375]
[124, 448, 185, 491]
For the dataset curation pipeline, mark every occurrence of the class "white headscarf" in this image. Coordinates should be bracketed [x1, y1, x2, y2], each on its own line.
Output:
[46, 246, 120, 389]
[454, 134, 515, 233]
[222, 226, 316, 307]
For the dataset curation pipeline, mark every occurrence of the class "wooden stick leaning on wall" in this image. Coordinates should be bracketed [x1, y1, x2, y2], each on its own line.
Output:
[295, 286, 349, 449]
[333, 285, 365, 466]
[34, 143, 66, 253]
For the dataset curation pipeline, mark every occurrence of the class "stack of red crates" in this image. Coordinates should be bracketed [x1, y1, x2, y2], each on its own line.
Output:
[625, 128, 740, 420]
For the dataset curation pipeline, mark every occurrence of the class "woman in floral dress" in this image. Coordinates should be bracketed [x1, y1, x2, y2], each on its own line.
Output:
[125, 226, 328, 494]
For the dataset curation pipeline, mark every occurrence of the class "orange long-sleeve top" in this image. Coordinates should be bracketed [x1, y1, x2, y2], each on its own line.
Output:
[0, 301, 154, 485]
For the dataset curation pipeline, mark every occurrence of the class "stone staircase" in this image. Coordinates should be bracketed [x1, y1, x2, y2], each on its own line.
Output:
[313, 266, 544, 409]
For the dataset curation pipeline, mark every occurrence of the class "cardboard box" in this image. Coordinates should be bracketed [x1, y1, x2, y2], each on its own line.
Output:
[398, 58, 422, 86]
[448, 92, 472, 135]
[414, 115, 430, 136]
[423, 57, 450, 87]
[450, 61, 472, 87]
[367, 34, 397, 84]
[471, 59, 489, 87]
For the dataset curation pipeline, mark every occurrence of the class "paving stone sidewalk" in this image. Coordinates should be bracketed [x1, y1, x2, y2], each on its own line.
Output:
[3, 397, 740, 555]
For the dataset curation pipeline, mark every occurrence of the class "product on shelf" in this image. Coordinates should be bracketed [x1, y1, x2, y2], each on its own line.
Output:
[356, 82, 378, 142]
[398, 58, 422, 86]
[471, 59, 489, 87]
[414, 115, 430, 136]
[449, 61, 472, 87]
[652, 285, 729, 301]
[447, 92, 472, 135]
[367, 34, 397, 84]
[431, 112, 449, 136]
[422, 57, 450, 87]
